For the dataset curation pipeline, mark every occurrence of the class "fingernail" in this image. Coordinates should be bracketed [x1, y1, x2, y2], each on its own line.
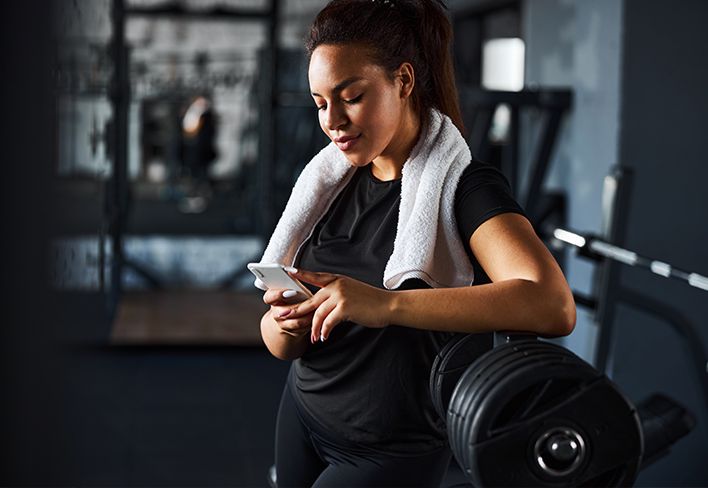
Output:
[284, 266, 298, 274]
[320, 333, 326, 342]
[282, 290, 297, 299]
[278, 309, 292, 318]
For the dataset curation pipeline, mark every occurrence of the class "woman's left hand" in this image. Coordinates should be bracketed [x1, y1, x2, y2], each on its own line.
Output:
[284, 269, 392, 343]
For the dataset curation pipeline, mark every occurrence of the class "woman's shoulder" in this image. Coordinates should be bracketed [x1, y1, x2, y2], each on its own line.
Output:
[453, 158, 525, 238]
[457, 159, 513, 191]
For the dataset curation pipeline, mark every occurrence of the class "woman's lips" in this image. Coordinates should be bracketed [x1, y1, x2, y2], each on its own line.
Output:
[334, 134, 360, 151]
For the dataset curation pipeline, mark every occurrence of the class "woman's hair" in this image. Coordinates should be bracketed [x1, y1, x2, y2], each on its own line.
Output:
[305, 0, 465, 134]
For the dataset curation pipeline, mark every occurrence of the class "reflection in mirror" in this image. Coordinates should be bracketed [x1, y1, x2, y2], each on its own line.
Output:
[52, 0, 329, 346]
[127, 16, 264, 225]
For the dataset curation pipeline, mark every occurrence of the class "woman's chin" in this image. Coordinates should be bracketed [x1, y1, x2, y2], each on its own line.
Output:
[344, 155, 373, 168]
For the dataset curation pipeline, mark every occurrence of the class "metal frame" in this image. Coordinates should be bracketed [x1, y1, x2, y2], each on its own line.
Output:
[592, 166, 634, 374]
[107, 0, 129, 319]
[106, 0, 281, 319]
[552, 167, 708, 416]
[458, 87, 573, 224]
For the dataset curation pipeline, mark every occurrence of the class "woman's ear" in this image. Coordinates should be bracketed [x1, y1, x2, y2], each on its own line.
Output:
[396, 62, 415, 99]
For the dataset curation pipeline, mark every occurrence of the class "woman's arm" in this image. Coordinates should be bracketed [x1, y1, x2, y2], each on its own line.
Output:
[391, 212, 575, 336]
[286, 213, 576, 342]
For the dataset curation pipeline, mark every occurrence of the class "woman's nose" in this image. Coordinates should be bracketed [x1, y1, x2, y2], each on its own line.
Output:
[324, 105, 347, 131]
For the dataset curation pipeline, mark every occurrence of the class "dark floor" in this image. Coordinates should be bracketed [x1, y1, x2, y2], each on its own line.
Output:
[60, 344, 291, 486]
[2, 291, 291, 487]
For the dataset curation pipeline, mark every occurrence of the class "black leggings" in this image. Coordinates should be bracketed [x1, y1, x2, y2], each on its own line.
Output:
[275, 383, 452, 488]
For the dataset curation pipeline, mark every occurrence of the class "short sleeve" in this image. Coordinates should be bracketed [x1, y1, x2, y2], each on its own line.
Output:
[454, 160, 526, 245]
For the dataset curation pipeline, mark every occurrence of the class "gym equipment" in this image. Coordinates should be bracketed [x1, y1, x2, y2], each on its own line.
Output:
[551, 228, 708, 293]
[459, 87, 572, 223]
[543, 167, 708, 418]
[105, 0, 285, 316]
[459, 86, 707, 420]
[429, 333, 494, 419]
[430, 332, 695, 487]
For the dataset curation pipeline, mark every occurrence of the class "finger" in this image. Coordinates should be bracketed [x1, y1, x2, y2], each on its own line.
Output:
[271, 306, 293, 320]
[310, 298, 337, 343]
[264, 288, 300, 306]
[286, 267, 339, 287]
[279, 317, 311, 335]
[281, 329, 309, 338]
[280, 326, 309, 337]
[263, 288, 285, 305]
[288, 291, 328, 318]
[320, 305, 346, 341]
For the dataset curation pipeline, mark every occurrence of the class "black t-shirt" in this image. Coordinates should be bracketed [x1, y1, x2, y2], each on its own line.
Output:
[290, 159, 525, 455]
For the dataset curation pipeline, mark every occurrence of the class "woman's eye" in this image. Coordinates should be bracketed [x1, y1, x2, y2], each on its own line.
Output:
[344, 95, 363, 104]
[317, 104, 327, 111]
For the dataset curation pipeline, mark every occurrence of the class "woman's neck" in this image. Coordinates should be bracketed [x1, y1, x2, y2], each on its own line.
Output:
[371, 109, 421, 181]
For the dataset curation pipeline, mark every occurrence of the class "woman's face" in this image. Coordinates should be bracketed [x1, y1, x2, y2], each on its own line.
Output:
[308, 43, 413, 169]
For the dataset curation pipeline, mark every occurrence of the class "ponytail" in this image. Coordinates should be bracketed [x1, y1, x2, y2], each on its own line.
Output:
[416, 0, 465, 134]
[306, 0, 465, 134]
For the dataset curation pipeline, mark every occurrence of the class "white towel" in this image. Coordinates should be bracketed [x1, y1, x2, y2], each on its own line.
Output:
[258, 108, 475, 290]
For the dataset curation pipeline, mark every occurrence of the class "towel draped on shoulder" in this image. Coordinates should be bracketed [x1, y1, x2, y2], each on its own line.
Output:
[258, 108, 475, 290]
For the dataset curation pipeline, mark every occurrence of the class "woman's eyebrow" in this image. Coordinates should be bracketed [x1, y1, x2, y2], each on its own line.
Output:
[311, 76, 364, 97]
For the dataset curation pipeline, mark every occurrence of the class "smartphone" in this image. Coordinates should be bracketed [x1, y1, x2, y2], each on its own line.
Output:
[247, 263, 313, 303]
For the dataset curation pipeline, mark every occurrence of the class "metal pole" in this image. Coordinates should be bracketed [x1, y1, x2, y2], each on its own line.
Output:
[551, 228, 708, 293]
[108, 0, 129, 320]
[259, 0, 281, 239]
[523, 108, 562, 218]
[503, 104, 519, 196]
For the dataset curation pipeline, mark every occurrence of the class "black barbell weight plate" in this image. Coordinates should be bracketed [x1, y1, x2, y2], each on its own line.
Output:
[448, 341, 550, 464]
[447, 340, 547, 431]
[430, 334, 464, 417]
[461, 349, 596, 485]
[452, 346, 574, 476]
[447, 342, 560, 445]
[448, 342, 559, 471]
[462, 352, 575, 446]
[466, 345, 594, 441]
[430, 333, 493, 419]
[458, 344, 641, 487]
[447, 342, 523, 463]
[481, 377, 638, 486]
[467, 364, 597, 486]
[466, 351, 595, 479]
[478, 356, 596, 439]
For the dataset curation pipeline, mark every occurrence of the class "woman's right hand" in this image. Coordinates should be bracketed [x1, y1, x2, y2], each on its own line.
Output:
[263, 289, 314, 338]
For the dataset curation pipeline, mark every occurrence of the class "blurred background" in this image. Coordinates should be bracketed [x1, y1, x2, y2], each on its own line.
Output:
[1, 0, 707, 485]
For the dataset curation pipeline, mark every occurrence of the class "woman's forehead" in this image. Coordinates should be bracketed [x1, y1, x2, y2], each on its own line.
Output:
[308, 44, 384, 92]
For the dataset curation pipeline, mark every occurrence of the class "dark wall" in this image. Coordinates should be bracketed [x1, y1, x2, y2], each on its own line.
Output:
[614, 0, 708, 485]
[0, 0, 64, 481]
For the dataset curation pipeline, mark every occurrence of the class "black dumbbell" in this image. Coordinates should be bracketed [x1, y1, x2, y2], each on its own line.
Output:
[431, 333, 645, 487]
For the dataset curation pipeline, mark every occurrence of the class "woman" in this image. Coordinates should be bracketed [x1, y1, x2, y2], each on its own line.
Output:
[258, 0, 576, 485]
